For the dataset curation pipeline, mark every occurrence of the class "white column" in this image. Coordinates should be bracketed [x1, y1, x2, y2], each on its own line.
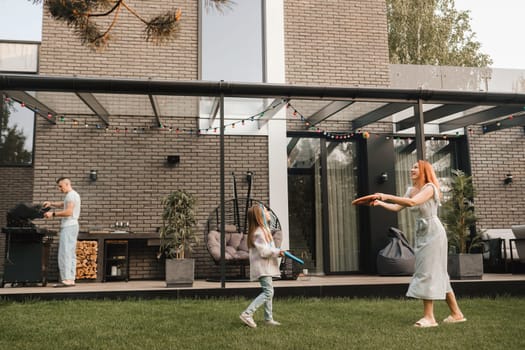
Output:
[264, 1, 289, 249]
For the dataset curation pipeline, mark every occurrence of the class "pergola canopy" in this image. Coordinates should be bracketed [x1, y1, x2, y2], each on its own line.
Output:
[2, 73, 525, 155]
[2, 73, 524, 287]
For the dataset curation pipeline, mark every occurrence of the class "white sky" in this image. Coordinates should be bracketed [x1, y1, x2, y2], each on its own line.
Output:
[0, 0, 42, 41]
[0, 0, 524, 69]
[454, 0, 525, 69]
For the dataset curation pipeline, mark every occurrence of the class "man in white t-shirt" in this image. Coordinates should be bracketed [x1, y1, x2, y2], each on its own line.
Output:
[43, 177, 81, 287]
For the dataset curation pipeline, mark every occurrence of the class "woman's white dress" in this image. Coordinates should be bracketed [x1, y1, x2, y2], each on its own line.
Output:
[406, 183, 453, 300]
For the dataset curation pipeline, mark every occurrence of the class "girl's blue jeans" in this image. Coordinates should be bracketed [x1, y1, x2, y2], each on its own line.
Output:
[244, 276, 274, 321]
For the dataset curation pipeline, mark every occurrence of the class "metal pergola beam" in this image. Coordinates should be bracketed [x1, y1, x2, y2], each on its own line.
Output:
[256, 98, 288, 129]
[352, 102, 413, 130]
[286, 137, 300, 156]
[4, 75, 525, 107]
[482, 114, 525, 133]
[3, 90, 57, 123]
[208, 97, 220, 128]
[148, 94, 164, 128]
[414, 100, 425, 159]
[75, 92, 110, 126]
[439, 105, 525, 132]
[307, 100, 354, 126]
[396, 104, 474, 131]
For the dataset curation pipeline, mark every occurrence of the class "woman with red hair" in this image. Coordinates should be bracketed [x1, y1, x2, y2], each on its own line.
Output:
[372, 160, 466, 328]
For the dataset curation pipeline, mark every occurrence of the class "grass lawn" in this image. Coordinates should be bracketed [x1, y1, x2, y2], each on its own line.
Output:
[0, 296, 523, 350]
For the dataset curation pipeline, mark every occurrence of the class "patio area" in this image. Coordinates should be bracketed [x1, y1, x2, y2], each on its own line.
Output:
[1, 273, 524, 301]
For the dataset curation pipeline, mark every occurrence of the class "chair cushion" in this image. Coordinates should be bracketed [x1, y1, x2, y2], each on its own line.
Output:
[272, 230, 283, 248]
[228, 233, 242, 249]
[238, 235, 249, 252]
[225, 224, 237, 233]
[225, 246, 237, 259]
[511, 225, 525, 239]
[511, 225, 525, 261]
[207, 230, 221, 261]
[207, 230, 249, 262]
[484, 229, 518, 260]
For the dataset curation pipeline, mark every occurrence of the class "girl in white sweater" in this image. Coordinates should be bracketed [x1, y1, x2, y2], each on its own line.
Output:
[240, 204, 284, 328]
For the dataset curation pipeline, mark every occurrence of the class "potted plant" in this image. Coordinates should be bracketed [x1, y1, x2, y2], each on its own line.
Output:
[442, 169, 483, 280]
[158, 190, 198, 287]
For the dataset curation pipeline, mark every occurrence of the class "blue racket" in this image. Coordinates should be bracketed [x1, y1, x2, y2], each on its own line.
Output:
[284, 251, 304, 265]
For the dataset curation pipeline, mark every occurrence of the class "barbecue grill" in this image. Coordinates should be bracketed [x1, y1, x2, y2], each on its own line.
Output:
[1, 203, 56, 287]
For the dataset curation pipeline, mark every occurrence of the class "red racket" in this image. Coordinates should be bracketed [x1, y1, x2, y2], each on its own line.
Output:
[351, 194, 379, 206]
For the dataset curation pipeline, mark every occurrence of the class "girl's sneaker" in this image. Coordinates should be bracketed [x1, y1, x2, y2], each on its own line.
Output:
[265, 319, 281, 326]
[240, 312, 257, 328]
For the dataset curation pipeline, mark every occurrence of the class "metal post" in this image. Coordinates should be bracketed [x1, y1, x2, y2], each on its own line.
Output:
[0, 92, 4, 127]
[414, 99, 426, 160]
[219, 92, 226, 288]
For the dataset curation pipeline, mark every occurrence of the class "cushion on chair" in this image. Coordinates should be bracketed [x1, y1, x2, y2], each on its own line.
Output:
[225, 224, 237, 233]
[206, 230, 249, 262]
[207, 230, 221, 261]
[235, 250, 249, 260]
[484, 229, 518, 260]
[238, 235, 249, 252]
[228, 233, 243, 249]
[225, 246, 237, 259]
[272, 230, 283, 248]
[511, 225, 525, 261]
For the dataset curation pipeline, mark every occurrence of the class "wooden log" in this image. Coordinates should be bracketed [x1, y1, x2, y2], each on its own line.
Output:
[76, 240, 98, 280]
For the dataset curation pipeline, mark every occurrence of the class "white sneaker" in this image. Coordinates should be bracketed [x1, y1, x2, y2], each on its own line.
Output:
[240, 312, 257, 328]
[265, 319, 281, 326]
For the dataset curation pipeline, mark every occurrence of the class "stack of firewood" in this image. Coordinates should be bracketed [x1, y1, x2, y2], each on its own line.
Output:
[76, 240, 98, 280]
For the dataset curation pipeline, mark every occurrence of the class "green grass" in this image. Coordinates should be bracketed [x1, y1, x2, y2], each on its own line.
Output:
[0, 296, 523, 350]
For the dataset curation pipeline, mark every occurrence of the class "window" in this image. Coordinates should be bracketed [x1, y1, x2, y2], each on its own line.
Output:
[394, 138, 458, 243]
[199, 0, 266, 135]
[0, 0, 41, 166]
[1, 99, 34, 165]
[0, 42, 39, 73]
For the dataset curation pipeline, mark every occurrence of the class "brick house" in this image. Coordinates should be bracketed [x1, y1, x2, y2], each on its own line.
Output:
[1, 0, 523, 282]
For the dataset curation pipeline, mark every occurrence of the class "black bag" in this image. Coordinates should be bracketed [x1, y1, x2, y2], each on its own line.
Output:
[377, 227, 415, 276]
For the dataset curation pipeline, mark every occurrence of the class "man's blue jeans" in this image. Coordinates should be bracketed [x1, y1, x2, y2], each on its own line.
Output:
[58, 224, 79, 281]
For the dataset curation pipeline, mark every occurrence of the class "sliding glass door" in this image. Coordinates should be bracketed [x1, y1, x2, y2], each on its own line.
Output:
[288, 136, 360, 273]
[394, 138, 457, 244]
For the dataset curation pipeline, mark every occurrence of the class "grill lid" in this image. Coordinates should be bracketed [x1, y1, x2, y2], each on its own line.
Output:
[6, 203, 50, 227]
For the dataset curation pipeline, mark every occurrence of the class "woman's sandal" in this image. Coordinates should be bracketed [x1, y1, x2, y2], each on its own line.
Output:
[414, 318, 438, 328]
[443, 315, 467, 324]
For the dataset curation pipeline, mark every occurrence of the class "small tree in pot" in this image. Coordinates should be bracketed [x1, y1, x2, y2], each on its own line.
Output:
[442, 169, 483, 279]
[158, 190, 198, 287]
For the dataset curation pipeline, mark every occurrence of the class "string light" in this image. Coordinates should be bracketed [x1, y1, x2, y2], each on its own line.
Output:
[5, 95, 465, 141]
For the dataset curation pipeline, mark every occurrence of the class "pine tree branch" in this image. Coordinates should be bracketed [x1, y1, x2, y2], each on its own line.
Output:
[97, 1, 122, 42]
[33, 0, 235, 51]
[88, 0, 122, 18]
[120, 0, 148, 24]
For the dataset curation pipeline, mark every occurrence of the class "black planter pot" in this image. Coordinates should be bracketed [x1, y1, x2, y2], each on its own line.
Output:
[448, 253, 483, 280]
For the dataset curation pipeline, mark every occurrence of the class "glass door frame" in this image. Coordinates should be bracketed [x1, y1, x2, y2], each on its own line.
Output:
[287, 131, 363, 274]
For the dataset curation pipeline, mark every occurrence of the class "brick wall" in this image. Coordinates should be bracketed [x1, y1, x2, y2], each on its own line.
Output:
[39, 0, 198, 80]
[284, 0, 390, 87]
[4, 0, 393, 281]
[468, 126, 525, 229]
[33, 114, 269, 279]
[284, 0, 390, 135]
